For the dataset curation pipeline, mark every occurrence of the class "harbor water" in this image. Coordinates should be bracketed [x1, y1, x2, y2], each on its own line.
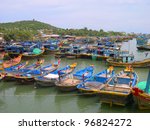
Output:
[0, 39, 150, 113]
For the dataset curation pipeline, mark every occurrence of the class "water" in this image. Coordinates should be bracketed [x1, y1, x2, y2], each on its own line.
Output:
[0, 39, 150, 113]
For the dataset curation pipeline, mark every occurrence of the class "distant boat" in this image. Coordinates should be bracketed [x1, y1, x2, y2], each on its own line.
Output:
[106, 54, 150, 68]
[55, 66, 94, 92]
[137, 44, 150, 51]
[34, 63, 77, 88]
[99, 66, 138, 106]
[22, 47, 45, 58]
[132, 69, 150, 109]
[77, 66, 115, 95]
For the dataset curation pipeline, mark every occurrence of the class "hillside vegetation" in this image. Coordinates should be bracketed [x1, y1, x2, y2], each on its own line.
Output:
[0, 20, 127, 42]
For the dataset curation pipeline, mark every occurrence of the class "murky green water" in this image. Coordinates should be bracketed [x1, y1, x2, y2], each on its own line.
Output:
[0, 39, 150, 113]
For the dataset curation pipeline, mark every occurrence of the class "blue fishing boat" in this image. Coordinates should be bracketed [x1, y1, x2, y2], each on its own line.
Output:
[77, 66, 115, 95]
[2, 61, 28, 81]
[2, 59, 44, 81]
[14, 61, 59, 84]
[99, 66, 138, 106]
[55, 66, 94, 92]
[34, 63, 77, 88]
[43, 39, 60, 54]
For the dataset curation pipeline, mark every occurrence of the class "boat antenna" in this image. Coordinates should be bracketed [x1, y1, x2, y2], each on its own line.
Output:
[145, 68, 150, 93]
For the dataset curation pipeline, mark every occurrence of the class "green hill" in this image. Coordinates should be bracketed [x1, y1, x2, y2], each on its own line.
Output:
[0, 20, 57, 31]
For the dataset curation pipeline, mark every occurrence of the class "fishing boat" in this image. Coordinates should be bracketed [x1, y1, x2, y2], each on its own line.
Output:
[99, 66, 138, 106]
[106, 57, 150, 68]
[55, 66, 94, 92]
[2, 59, 44, 82]
[22, 47, 45, 58]
[77, 66, 115, 95]
[132, 69, 150, 109]
[0, 55, 22, 70]
[137, 44, 150, 51]
[43, 40, 60, 54]
[4, 44, 24, 57]
[14, 61, 58, 84]
[34, 63, 77, 88]
[2, 61, 29, 81]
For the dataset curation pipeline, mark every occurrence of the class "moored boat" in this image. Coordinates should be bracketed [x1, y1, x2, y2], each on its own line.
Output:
[14, 61, 59, 84]
[99, 66, 138, 106]
[2, 61, 29, 81]
[132, 69, 150, 109]
[0, 55, 22, 70]
[34, 63, 77, 88]
[22, 47, 45, 58]
[77, 66, 115, 95]
[55, 66, 94, 91]
[137, 45, 150, 51]
[106, 57, 150, 68]
[3, 59, 44, 82]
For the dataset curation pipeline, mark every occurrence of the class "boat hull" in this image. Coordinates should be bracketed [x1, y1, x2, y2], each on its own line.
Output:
[106, 58, 150, 68]
[99, 91, 133, 106]
[15, 76, 35, 84]
[55, 78, 80, 92]
[35, 79, 56, 88]
[137, 46, 150, 51]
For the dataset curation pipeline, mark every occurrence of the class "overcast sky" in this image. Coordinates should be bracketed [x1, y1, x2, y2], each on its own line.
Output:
[0, 0, 150, 33]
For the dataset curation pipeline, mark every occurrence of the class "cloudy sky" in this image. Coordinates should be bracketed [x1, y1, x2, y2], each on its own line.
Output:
[0, 0, 150, 33]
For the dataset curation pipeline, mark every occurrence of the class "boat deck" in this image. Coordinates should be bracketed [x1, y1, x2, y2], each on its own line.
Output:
[59, 78, 81, 86]
[103, 84, 131, 93]
[85, 81, 105, 90]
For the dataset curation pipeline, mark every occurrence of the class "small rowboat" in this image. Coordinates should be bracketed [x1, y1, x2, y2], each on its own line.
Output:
[55, 66, 94, 92]
[34, 63, 77, 88]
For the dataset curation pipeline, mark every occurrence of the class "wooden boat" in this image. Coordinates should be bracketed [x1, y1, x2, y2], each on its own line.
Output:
[66, 54, 77, 59]
[1, 55, 22, 69]
[106, 57, 150, 68]
[132, 70, 150, 109]
[77, 66, 115, 95]
[55, 66, 94, 91]
[34, 63, 77, 88]
[3, 61, 29, 81]
[3, 59, 44, 82]
[2, 60, 46, 82]
[14, 62, 58, 84]
[22, 47, 45, 58]
[137, 45, 150, 51]
[98, 66, 138, 106]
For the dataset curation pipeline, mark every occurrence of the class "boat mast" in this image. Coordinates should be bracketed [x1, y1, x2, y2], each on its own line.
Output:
[145, 69, 150, 93]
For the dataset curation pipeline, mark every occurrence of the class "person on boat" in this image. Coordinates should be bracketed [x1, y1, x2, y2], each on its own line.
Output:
[145, 52, 148, 57]
[82, 74, 85, 82]
[58, 70, 61, 82]
[35, 58, 41, 68]
[129, 80, 132, 87]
